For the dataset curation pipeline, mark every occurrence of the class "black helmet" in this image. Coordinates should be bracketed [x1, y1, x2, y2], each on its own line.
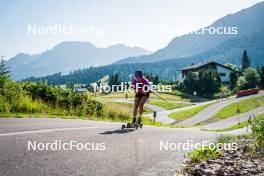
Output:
[135, 70, 143, 77]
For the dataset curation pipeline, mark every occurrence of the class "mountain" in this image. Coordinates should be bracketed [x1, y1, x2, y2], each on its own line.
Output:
[7, 41, 152, 80]
[115, 1, 264, 64]
[20, 1, 264, 84]
[187, 28, 264, 66]
[23, 29, 264, 85]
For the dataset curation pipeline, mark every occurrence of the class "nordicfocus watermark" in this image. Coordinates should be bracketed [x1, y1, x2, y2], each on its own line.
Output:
[27, 24, 106, 36]
[93, 82, 172, 93]
[160, 140, 238, 151]
[160, 25, 238, 36]
[27, 140, 106, 151]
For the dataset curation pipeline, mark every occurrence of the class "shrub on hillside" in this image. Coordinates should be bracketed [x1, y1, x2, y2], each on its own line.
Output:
[237, 68, 260, 90]
[251, 115, 264, 151]
[86, 99, 104, 116]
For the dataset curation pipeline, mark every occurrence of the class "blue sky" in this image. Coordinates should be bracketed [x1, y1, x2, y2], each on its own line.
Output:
[0, 0, 263, 59]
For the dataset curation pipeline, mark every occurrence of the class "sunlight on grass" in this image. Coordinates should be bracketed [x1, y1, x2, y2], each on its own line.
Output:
[148, 99, 191, 110]
[91, 91, 196, 102]
[168, 104, 211, 120]
[203, 121, 249, 132]
[211, 96, 264, 120]
[104, 102, 153, 114]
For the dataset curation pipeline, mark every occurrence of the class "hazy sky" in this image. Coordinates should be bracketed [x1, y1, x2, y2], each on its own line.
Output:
[0, 0, 263, 59]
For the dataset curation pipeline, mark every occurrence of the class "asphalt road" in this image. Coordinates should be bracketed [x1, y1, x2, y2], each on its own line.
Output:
[176, 92, 264, 126]
[0, 118, 222, 176]
[202, 106, 264, 130]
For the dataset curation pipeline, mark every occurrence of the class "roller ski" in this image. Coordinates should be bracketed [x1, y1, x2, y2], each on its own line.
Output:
[121, 117, 143, 132]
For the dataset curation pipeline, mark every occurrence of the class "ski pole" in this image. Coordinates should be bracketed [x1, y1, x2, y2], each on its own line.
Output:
[150, 91, 168, 102]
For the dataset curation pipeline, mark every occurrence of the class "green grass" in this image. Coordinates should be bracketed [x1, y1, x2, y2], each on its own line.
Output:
[151, 91, 192, 101]
[186, 145, 223, 163]
[0, 112, 89, 119]
[168, 104, 210, 120]
[216, 135, 235, 143]
[210, 96, 264, 121]
[163, 90, 203, 102]
[204, 120, 249, 132]
[94, 91, 196, 102]
[0, 112, 188, 128]
[104, 102, 153, 114]
[148, 99, 191, 110]
[95, 92, 135, 99]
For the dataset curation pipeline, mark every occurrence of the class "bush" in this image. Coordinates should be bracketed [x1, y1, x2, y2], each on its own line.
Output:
[183, 72, 199, 94]
[0, 63, 130, 121]
[229, 70, 239, 90]
[86, 99, 104, 116]
[186, 145, 222, 163]
[237, 68, 260, 90]
[251, 115, 264, 150]
[0, 79, 105, 118]
[0, 78, 135, 122]
[107, 111, 131, 122]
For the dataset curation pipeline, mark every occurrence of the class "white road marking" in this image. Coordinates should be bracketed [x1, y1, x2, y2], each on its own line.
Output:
[0, 126, 114, 137]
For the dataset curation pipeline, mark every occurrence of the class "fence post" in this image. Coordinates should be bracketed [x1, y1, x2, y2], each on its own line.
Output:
[153, 111, 157, 124]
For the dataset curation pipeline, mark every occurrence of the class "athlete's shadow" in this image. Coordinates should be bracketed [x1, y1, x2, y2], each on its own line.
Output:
[99, 129, 135, 135]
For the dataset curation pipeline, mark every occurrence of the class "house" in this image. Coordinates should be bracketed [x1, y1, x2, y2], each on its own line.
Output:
[180, 61, 233, 83]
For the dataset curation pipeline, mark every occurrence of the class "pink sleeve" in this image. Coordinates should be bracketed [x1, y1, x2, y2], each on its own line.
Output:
[143, 78, 150, 86]
[131, 79, 136, 87]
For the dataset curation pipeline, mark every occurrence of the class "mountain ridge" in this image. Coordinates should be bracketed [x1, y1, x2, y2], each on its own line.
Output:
[24, 28, 264, 84]
[115, 1, 264, 64]
[7, 41, 152, 80]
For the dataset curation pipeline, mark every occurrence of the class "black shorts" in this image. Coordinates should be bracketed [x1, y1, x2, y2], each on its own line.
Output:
[135, 92, 149, 99]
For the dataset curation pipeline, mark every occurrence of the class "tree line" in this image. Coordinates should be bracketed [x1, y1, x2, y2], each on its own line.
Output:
[182, 49, 264, 98]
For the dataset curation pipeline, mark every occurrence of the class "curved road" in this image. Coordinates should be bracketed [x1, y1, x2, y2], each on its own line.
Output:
[176, 92, 264, 126]
[202, 106, 264, 130]
[111, 98, 213, 124]
[111, 92, 263, 128]
[0, 118, 243, 176]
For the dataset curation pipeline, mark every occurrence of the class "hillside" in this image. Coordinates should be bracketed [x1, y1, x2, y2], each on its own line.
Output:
[115, 1, 264, 64]
[7, 42, 152, 80]
[24, 29, 264, 84]
[18, 1, 264, 83]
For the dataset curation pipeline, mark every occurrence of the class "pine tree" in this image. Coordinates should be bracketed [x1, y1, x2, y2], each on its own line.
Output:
[0, 59, 10, 87]
[229, 70, 239, 90]
[0, 59, 9, 77]
[257, 66, 264, 87]
[242, 49, 251, 71]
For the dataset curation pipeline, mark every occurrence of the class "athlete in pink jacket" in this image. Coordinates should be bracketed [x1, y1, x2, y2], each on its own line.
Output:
[131, 70, 150, 124]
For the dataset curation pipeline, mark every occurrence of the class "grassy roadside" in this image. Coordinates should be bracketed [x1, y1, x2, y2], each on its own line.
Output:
[148, 99, 191, 110]
[204, 113, 264, 132]
[168, 104, 211, 120]
[0, 112, 187, 128]
[103, 102, 153, 114]
[203, 120, 249, 132]
[93, 91, 196, 102]
[160, 90, 203, 102]
[210, 96, 264, 121]
[151, 92, 191, 101]
[0, 111, 159, 125]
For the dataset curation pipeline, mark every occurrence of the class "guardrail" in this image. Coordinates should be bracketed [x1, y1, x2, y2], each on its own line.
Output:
[237, 88, 259, 97]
